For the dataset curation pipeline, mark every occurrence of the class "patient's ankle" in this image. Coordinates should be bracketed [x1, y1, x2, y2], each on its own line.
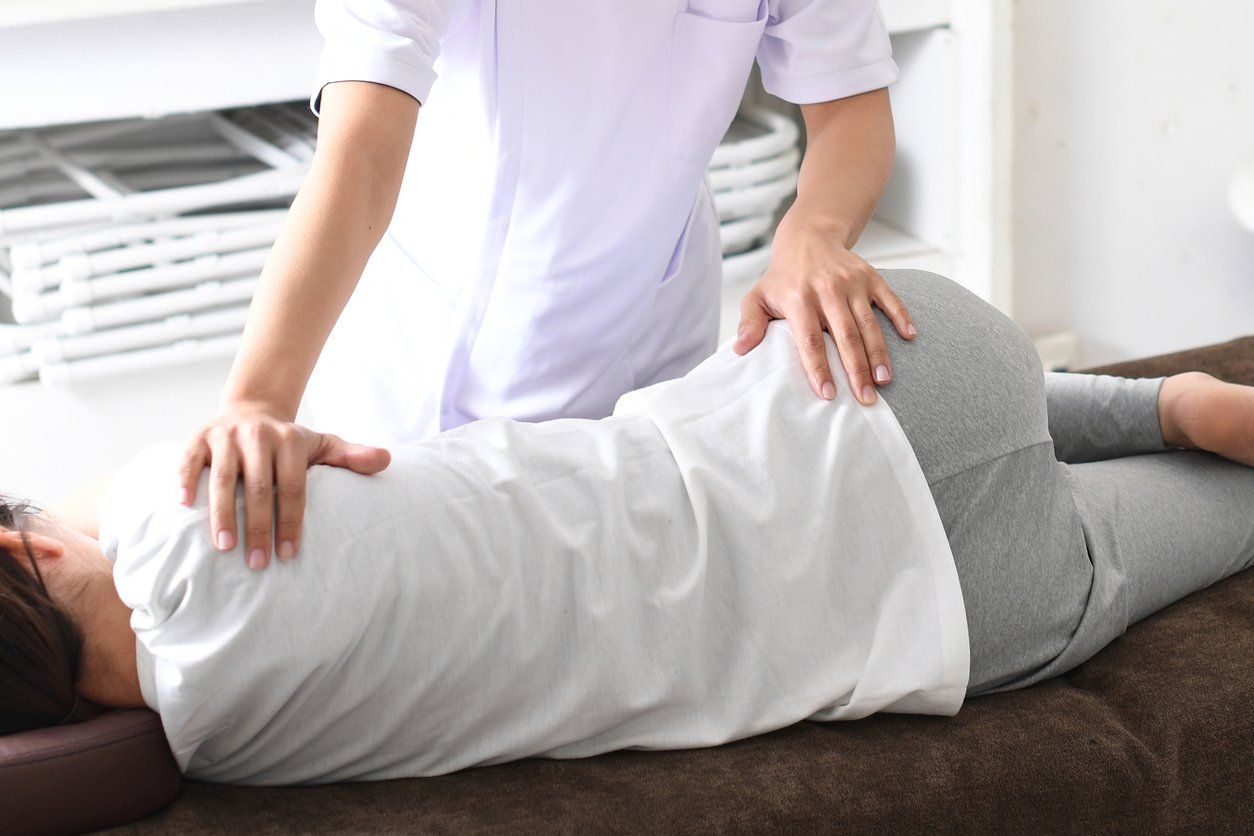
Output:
[1157, 372, 1210, 449]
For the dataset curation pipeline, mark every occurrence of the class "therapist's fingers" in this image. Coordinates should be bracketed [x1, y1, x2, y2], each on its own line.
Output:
[239, 427, 276, 571]
[177, 439, 209, 505]
[206, 431, 241, 554]
[733, 289, 772, 355]
[822, 295, 876, 405]
[273, 426, 307, 562]
[786, 302, 836, 400]
[306, 430, 392, 474]
[850, 295, 893, 389]
[872, 277, 917, 340]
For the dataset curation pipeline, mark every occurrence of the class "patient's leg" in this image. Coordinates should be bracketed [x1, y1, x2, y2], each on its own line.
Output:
[1062, 449, 1254, 646]
[1044, 372, 1169, 463]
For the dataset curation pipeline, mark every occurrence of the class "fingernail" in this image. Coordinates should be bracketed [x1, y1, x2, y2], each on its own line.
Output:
[248, 549, 266, 571]
[179, 487, 190, 505]
[861, 385, 876, 404]
[278, 541, 295, 561]
[821, 381, 835, 400]
[216, 529, 235, 551]
[906, 323, 917, 337]
[874, 364, 891, 384]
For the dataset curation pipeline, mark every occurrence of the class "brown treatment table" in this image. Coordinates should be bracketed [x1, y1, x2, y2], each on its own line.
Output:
[4, 336, 1252, 835]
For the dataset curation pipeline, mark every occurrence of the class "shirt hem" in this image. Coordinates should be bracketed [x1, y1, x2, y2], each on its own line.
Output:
[309, 45, 437, 115]
[858, 393, 972, 713]
[760, 58, 900, 105]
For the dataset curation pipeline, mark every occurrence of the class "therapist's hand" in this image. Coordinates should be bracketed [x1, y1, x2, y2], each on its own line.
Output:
[178, 405, 391, 570]
[734, 215, 916, 405]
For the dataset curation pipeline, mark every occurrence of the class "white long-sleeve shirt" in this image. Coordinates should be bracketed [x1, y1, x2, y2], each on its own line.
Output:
[100, 324, 968, 785]
[300, 0, 901, 441]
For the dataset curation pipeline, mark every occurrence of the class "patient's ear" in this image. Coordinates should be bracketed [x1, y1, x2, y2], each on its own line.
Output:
[0, 527, 67, 565]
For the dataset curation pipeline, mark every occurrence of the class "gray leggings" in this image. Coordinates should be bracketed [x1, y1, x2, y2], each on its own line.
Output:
[872, 270, 1254, 695]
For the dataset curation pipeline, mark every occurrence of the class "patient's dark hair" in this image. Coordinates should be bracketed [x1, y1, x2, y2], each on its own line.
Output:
[0, 496, 84, 735]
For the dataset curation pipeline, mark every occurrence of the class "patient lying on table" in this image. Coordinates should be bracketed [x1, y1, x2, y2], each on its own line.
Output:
[2, 271, 1252, 786]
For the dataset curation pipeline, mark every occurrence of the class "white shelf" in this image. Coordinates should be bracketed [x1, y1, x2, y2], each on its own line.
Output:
[0, 0, 320, 130]
[880, 0, 953, 34]
[854, 217, 946, 265]
[0, 0, 264, 28]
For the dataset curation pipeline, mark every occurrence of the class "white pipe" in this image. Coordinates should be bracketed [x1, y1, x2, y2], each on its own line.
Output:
[0, 349, 38, 385]
[8, 209, 286, 271]
[22, 132, 125, 201]
[239, 111, 316, 161]
[714, 171, 799, 222]
[12, 247, 269, 322]
[721, 240, 774, 287]
[39, 332, 241, 385]
[718, 213, 775, 255]
[208, 113, 302, 169]
[0, 166, 305, 237]
[45, 221, 282, 285]
[31, 304, 249, 364]
[60, 276, 258, 334]
[0, 320, 65, 356]
[710, 107, 799, 169]
[708, 148, 800, 194]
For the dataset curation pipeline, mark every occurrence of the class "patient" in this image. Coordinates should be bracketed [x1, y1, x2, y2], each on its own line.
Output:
[2, 270, 1252, 785]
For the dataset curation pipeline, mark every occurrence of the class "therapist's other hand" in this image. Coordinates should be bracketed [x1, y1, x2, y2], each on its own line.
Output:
[179, 406, 391, 570]
[734, 216, 916, 405]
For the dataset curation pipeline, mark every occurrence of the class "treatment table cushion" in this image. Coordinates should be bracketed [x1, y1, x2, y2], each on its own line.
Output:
[3, 335, 1252, 835]
[0, 708, 179, 835]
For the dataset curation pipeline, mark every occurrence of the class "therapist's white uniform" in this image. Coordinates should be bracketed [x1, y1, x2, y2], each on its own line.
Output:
[302, 0, 899, 446]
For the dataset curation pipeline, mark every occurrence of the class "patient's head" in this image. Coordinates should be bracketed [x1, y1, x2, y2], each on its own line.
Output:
[0, 496, 84, 735]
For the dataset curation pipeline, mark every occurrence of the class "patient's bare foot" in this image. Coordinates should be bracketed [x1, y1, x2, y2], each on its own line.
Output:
[1158, 371, 1254, 466]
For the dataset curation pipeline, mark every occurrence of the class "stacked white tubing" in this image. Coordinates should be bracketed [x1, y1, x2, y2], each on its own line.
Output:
[718, 214, 775, 255]
[9, 209, 287, 274]
[60, 276, 259, 335]
[722, 242, 775, 287]
[32, 305, 249, 365]
[710, 107, 799, 169]
[0, 104, 307, 385]
[710, 105, 801, 285]
[14, 247, 270, 322]
[0, 166, 303, 237]
[40, 332, 242, 385]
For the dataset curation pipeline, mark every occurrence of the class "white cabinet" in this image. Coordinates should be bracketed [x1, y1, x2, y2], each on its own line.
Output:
[0, 0, 1013, 502]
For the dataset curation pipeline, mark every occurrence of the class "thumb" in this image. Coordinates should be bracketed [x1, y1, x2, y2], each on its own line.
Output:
[733, 293, 771, 355]
[308, 431, 392, 474]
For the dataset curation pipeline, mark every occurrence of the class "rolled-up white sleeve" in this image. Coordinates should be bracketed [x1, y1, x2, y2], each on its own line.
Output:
[310, 0, 459, 115]
[756, 0, 899, 105]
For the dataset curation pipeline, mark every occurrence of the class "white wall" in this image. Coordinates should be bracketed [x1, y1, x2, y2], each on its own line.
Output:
[1013, 0, 1254, 366]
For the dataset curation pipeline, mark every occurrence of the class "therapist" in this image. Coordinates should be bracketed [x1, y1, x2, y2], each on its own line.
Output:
[180, 0, 916, 569]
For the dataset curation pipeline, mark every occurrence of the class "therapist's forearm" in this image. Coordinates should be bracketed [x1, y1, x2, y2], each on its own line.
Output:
[220, 81, 420, 418]
[781, 88, 895, 247]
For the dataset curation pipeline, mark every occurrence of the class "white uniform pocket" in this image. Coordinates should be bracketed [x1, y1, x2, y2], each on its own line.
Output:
[666, 4, 768, 165]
